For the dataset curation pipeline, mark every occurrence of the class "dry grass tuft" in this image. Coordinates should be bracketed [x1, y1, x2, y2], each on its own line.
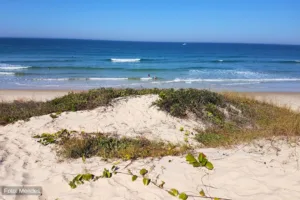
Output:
[195, 93, 300, 147]
[33, 130, 190, 160]
[0, 88, 161, 125]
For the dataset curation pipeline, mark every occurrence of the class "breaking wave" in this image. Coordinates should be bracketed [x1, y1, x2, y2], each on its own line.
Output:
[0, 63, 30, 70]
[110, 58, 141, 63]
[162, 78, 300, 83]
[32, 77, 160, 81]
[0, 72, 15, 75]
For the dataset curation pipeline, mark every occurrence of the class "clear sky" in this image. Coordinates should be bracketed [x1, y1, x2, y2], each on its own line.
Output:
[0, 0, 299, 44]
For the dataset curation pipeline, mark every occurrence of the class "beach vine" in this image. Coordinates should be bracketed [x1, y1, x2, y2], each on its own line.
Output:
[68, 153, 229, 200]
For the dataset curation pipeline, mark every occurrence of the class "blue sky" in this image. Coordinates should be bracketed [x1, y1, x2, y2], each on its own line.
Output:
[0, 0, 299, 44]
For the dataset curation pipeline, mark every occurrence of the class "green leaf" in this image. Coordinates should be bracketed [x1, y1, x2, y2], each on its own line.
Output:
[74, 174, 84, 185]
[213, 198, 220, 200]
[199, 189, 205, 196]
[168, 188, 179, 196]
[143, 178, 150, 185]
[184, 131, 190, 136]
[205, 161, 214, 170]
[82, 173, 94, 181]
[186, 153, 197, 164]
[74, 174, 83, 182]
[192, 162, 201, 167]
[140, 168, 148, 176]
[200, 157, 208, 166]
[107, 172, 112, 178]
[69, 181, 76, 189]
[103, 168, 112, 178]
[198, 153, 206, 162]
[82, 155, 86, 163]
[179, 192, 188, 200]
[132, 175, 137, 182]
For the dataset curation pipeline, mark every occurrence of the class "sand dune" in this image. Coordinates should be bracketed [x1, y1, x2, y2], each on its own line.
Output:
[0, 92, 300, 200]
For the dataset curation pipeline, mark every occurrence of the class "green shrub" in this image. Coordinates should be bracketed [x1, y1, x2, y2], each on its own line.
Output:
[195, 132, 226, 146]
[0, 88, 231, 126]
[0, 88, 160, 125]
[40, 131, 191, 160]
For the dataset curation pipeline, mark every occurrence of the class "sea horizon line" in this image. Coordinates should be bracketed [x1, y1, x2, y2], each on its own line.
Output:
[1, 37, 300, 46]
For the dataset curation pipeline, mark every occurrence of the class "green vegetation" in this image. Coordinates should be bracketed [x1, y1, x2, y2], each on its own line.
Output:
[0, 88, 161, 125]
[185, 152, 214, 170]
[195, 93, 300, 147]
[50, 113, 59, 119]
[33, 130, 190, 160]
[195, 132, 226, 146]
[33, 129, 74, 146]
[0, 88, 243, 127]
[155, 89, 254, 128]
[156, 89, 225, 118]
[0, 88, 247, 128]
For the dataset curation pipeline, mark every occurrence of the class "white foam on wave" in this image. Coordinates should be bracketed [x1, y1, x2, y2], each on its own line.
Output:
[162, 78, 300, 83]
[0, 72, 15, 75]
[222, 82, 261, 86]
[89, 78, 128, 81]
[0, 63, 30, 70]
[111, 58, 141, 63]
[41, 85, 61, 87]
[33, 78, 68, 81]
[33, 77, 129, 81]
[140, 77, 152, 81]
[33, 77, 155, 82]
[15, 82, 30, 86]
[189, 69, 260, 76]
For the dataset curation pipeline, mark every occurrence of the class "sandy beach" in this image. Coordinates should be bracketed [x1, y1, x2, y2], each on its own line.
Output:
[0, 90, 78, 102]
[0, 89, 300, 200]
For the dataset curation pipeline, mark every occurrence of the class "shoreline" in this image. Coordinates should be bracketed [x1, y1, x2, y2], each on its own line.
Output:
[1, 89, 300, 111]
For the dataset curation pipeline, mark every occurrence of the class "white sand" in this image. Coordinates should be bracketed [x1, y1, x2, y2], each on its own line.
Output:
[244, 92, 300, 112]
[1, 92, 300, 200]
[0, 90, 72, 102]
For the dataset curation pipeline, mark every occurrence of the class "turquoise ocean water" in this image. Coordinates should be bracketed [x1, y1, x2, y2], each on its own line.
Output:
[0, 38, 300, 91]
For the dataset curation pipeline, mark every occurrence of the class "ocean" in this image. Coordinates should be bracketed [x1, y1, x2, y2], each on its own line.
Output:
[0, 38, 300, 91]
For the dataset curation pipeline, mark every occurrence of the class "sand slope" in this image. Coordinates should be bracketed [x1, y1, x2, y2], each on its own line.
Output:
[1, 132, 299, 200]
[1, 95, 300, 200]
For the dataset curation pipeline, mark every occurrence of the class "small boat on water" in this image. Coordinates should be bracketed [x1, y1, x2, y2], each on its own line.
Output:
[182, 43, 187, 45]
